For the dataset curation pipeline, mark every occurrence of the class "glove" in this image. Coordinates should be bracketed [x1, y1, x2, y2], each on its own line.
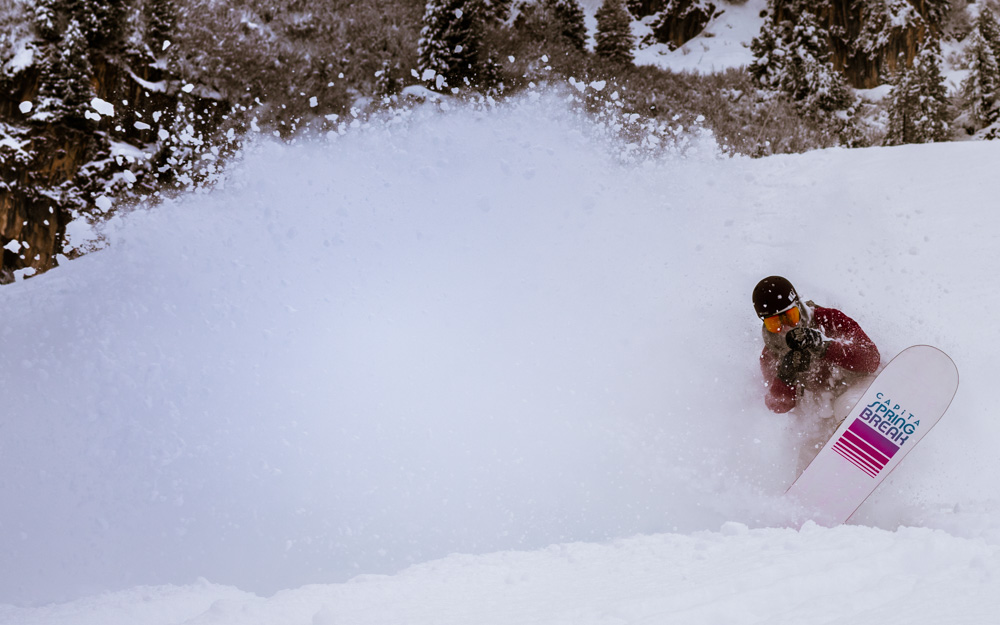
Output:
[785, 327, 824, 352]
[777, 349, 811, 385]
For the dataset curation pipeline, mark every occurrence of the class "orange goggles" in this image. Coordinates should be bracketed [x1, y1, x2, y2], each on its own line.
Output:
[763, 306, 800, 333]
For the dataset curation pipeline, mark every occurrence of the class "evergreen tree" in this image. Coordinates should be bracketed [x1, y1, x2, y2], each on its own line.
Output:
[595, 0, 635, 67]
[145, 0, 178, 56]
[37, 17, 96, 125]
[854, 0, 925, 62]
[884, 58, 918, 145]
[785, 10, 849, 112]
[484, 0, 512, 22]
[748, 10, 784, 90]
[920, 0, 953, 32]
[545, 0, 587, 52]
[505, 0, 587, 75]
[884, 39, 949, 145]
[79, 0, 130, 50]
[31, 0, 131, 50]
[418, 0, 480, 87]
[58, 19, 96, 119]
[960, 26, 1000, 129]
[910, 37, 950, 142]
[975, 6, 1000, 64]
[417, 0, 506, 89]
[375, 59, 404, 99]
[510, 0, 587, 53]
[33, 0, 59, 41]
[750, 6, 849, 115]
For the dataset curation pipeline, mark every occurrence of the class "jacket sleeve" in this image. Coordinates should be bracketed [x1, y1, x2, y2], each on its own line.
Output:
[760, 347, 797, 413]
[814, 307, 880, 374]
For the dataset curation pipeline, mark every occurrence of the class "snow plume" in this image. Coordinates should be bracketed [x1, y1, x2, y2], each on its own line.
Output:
[3, 93, 1000, 609]
[0, 95, 779, 605]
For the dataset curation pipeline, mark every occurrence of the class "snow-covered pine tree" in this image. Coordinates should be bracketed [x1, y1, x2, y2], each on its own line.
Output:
[418, 0, 482, 88]
[60, 0, 98, 46]
[755, 0, 949, 88]
[59, 18, 96, 119]
[884, 55, 919, 145]
[960, 25, 1000, 129]
[748, 8, 784, 91]
[375, 59, 404, 99]
[910, 36, 950, 142]
[545, 0, 587, 52]
[750, 5, 849, 115]
[975, 6, 1000, 65]
[505, 0, 587, 74]
[30, 0, 130, 53]
[32, 0, 59, 41]
[919, 0, 952, 32]
[145, 0, 178, 57]
[485, 0, 512, 22]
[36, 17, 96, 125]
[884, 38, 949, 145]
[785, 10, 850, 112]
[417, 0, 507, 89]
[595, 0, 635, 66]
[853, 0, 925, 75]
[78, 0, 129, 50]
[511, 0, 587, 53]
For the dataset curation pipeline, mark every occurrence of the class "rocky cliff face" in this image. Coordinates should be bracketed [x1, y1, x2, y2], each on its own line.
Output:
[643, 0, 938, 89]
[1, 64, 70, 282]
[652, 1, 720, 50]
[633, 0, 721, 51]
[772, 0, 940, 89]
[0, 47, 227, 282]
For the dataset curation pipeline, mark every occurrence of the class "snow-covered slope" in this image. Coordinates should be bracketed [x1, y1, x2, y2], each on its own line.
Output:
[4, 525, 999, 625]
[632, 0, 768, 73]
[2, 96, 999, 621]
[576, 0, 767, 74]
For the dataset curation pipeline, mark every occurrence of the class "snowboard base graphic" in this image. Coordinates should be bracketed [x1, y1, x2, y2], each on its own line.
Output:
[786, 345, 959, 526]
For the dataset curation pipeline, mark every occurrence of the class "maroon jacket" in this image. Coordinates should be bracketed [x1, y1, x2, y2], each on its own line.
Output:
[760, 305, 880, 413]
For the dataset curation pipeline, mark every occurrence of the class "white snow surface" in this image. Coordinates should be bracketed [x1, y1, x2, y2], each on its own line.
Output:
[2, 34, 34, 75]
[575, 0, 767, 73]
[633, 0, 767, 73]
[2, 96, 1000, 622]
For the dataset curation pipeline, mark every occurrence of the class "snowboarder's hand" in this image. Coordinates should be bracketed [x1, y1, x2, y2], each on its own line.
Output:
[785, 327, 824, 352]
[777, 349, 811, 385]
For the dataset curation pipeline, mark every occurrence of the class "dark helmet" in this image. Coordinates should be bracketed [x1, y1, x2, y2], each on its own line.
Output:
[752, 276, 799, 319]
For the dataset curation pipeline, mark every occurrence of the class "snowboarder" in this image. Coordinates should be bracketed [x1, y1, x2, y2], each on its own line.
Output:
[753, 276, 881, 466]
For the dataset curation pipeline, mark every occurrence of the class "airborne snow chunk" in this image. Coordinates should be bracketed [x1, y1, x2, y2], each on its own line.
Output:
[90, 98, 115, 117]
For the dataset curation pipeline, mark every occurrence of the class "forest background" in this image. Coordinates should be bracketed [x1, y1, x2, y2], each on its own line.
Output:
[1, 0, 998, 282]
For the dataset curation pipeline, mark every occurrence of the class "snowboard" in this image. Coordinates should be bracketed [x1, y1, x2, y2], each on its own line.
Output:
[786, 345, 959, 526]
